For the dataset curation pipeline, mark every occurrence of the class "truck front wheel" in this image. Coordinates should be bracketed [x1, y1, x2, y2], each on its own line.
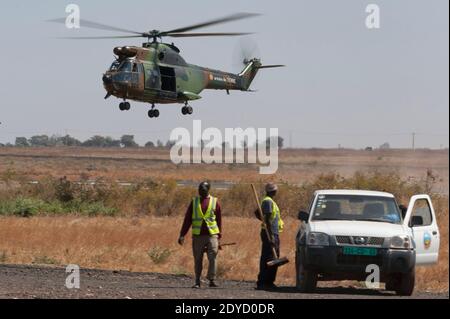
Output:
[296, 251, 317, 293]
[391, 268, 415, 296]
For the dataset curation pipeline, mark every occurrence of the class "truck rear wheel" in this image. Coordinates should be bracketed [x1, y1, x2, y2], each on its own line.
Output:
[296, 251, 317, 293]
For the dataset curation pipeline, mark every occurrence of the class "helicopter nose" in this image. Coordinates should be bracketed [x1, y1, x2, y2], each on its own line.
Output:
[103, 74, 113, 85]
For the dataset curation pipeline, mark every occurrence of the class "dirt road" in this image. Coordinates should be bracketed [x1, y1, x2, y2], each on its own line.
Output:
[0, 265, 447, 299]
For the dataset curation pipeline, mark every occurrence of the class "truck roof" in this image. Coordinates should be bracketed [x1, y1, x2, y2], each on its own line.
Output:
[314, 189, 395, 198]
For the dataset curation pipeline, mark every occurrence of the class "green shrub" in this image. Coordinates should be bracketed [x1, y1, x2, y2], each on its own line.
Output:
[0, 171, 440, 218]
[0, 251, 7, 263]
[11, 197, 43, 217]
[32, 255, 58, 265]
[148, 246, 171, 264]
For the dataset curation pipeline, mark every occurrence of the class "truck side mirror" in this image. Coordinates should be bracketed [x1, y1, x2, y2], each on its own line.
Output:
[298, 210, 309, 223]
[410, 215, 424, 227]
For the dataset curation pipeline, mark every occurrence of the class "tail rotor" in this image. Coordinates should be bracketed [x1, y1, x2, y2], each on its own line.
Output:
[232, 37, 261, 72]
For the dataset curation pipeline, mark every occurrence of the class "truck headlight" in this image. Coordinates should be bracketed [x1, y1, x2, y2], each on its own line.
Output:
[307, 232, 330, 246]
[390, 235, 411, 249]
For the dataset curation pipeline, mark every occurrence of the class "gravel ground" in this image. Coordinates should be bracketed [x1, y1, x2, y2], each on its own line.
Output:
[0, 264, 447, 299]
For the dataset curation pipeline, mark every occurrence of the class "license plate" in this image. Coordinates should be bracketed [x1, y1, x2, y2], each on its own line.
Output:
[343, 246, 377, 256]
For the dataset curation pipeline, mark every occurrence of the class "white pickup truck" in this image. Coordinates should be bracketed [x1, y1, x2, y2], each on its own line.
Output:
[296, 190, 440, 296]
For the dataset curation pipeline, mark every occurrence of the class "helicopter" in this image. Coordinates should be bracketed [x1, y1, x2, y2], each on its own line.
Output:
[49, 13, 284, 119]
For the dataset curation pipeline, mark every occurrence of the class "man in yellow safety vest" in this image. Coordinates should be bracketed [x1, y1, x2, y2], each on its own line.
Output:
[256, 183, 284, 290]
[178, 182, 222, 289]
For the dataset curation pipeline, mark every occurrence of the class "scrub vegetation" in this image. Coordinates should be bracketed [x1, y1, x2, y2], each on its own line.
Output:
[0, 147, 448, 292]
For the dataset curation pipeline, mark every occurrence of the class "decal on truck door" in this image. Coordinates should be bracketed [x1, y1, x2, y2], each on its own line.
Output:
[424, 232, 432, 249]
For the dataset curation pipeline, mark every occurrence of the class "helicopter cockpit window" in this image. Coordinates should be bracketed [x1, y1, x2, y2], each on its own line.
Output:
[109, 61, 120, 71]
[158, 52, 165, 61]
[118, 61, 132, 72]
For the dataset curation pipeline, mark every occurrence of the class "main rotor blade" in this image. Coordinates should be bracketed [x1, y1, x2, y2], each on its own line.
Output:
[161, 12, 260, 35]
[47, 18, 143, 35]
[55, 35, 144, 40]
[168, 32, 253, 38]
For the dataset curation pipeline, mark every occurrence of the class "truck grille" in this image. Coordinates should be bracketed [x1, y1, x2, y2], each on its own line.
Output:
[335, 236, 385, 246]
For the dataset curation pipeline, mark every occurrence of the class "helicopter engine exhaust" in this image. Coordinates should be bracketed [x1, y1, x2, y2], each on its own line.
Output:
[113, 46, 138, 58]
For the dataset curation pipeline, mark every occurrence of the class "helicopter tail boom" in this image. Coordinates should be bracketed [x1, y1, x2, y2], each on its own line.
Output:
[238, 59, 285, 91]
[202, 59, 284, 92]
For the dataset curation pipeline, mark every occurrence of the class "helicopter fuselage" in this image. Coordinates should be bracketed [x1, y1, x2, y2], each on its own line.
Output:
[102, 42, 260, 105]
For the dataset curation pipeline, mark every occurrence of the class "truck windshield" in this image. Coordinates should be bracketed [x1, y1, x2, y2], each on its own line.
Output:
[312, 195, 402, 224]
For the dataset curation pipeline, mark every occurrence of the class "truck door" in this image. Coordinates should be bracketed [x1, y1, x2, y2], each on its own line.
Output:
[403, 195, 440, 265]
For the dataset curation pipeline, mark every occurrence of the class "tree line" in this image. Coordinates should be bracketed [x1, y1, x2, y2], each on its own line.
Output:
[0, 134, 285, 149]
[0, 135, 172, 149]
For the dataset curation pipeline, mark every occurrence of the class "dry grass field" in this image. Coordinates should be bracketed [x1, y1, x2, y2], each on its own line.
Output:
[0, 210, 447, 292]
[0, 147, 448, 194]
[0, 147, 448, 293]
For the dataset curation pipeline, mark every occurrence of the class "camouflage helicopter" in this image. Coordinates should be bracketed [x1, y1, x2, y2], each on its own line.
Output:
[49, 13, 284, 119]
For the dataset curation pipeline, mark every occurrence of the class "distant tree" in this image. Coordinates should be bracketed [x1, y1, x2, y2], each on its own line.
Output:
[0, 143, 4, 147]
[379, 142, 390, 150]
[265, 136, 284, 150]
[82, 135, 121, 147]
[121, 135, 139, 148]
[60, 135, 82, 147]
[145, 141, 155, 148]
[166, 140, 176, 149]
[157, 140, 164, 148]
[105, 137, 121, 147]
[29, 135, 50, 147]
[83, 136, 102, 147]
[83, 136, 107, 147]
[15, 137, 29, 147]
[48, 135, 64, 147]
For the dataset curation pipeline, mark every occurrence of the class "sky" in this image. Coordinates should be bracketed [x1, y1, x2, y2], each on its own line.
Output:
[0, 0, 448, 149]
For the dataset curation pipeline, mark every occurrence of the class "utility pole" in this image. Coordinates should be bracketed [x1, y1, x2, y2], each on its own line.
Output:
[412, 132, 416, 151]
[289, 130, 293, 149]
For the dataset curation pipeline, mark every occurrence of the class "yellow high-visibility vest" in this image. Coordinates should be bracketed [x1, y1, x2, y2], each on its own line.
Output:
[261, 196, 284, 233]
[192, 196, 220, 236]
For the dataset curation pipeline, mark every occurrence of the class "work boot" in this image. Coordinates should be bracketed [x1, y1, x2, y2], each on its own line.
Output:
[209, 280, 219, 288]
[192, 281, 201, 289]
[265, 283, 278, 291]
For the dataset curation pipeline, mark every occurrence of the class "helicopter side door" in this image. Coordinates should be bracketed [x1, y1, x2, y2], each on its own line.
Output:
[144, 64, 161, 90]
[159, 66, 176, 92]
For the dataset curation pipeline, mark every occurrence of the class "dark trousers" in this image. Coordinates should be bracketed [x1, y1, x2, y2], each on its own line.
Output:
[257, 230, 280, 287]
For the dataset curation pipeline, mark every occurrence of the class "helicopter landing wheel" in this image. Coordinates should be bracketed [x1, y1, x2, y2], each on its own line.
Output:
[119, 102, 131, 111]
[148, 109, 160, 118]
[182, 106, 193, 115]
